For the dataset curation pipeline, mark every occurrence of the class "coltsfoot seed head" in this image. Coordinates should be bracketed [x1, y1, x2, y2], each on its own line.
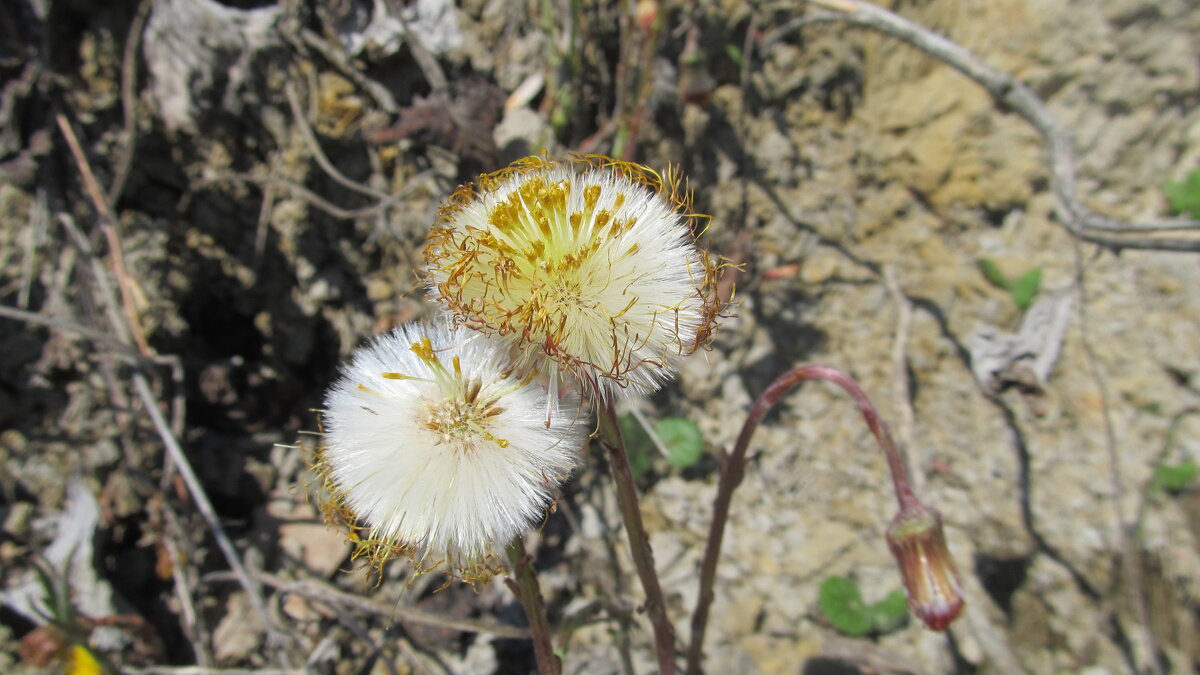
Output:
[317, 319, 586, 579]
[424, 155, 719, 400]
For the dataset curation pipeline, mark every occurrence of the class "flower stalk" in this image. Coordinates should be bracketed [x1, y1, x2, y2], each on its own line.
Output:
[686, 365, 964, 674]
[505, 537, 562, 675]
[596, 400, 678, 675]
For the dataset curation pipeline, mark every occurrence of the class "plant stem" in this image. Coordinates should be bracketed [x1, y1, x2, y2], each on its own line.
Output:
[505, 537, 562, 675]
[686, 365, 917, 674]
[596, 400, 677, 674]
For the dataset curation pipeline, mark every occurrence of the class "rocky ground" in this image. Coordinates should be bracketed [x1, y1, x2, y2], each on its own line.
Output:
[1, 0, 1198, 673]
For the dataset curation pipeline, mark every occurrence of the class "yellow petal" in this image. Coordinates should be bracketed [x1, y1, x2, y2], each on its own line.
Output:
[68, 645, 103, 675]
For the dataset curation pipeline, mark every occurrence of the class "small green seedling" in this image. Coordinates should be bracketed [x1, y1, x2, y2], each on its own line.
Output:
[724, 44, 743, 66]
[1152, 460, 1197, 494]
[978, 258, 1043, 310]
[1164, 169, 1200, 219]
[818, 576, 909, 637]
[618, 413, 706, 477]
[656, 417, 705, 469]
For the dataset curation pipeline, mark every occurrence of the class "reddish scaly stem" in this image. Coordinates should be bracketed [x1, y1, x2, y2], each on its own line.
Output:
[686, 365, 957, 674]
[597, 400, 678, 675]
[505, 537, 562, 675]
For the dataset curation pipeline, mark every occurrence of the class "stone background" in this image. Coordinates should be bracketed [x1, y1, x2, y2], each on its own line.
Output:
[0, 0, 1197, 673]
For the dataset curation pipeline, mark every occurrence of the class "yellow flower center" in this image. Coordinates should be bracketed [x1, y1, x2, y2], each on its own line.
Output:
[421, 376, 507, 450]
[430, 174, 646, 364]
[425, 154, 721, 397]
[379, 338, 511, 449]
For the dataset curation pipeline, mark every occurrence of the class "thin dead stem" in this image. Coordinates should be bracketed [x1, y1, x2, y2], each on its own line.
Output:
[284, 83, 393, 203]
[629, 406, 673, 460]
[132, 373, 293, 663]
[54, 112, 153, 356]
[159, 501, 214, 667]
[0, 303, 140, 358]
[252, 572, 530, 639]
[1070, 242, 1164, 675]
[253, 154, 280, 267]
[883, 265, 922, 494]
[387, 3, 449, 94]
[127, 669, 303, 675]
[198, 171, 423, 222]
[17, 189, 48, 309]
[107, 0, 154, 205]
[289, 27, 398, 113]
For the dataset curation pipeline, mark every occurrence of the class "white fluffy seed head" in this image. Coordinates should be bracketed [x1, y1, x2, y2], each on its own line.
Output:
[424, 155, 719, 400]
[318, 319, 585, 579]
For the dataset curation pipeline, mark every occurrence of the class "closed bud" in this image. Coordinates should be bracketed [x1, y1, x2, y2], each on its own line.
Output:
[886, 502, 965, 631]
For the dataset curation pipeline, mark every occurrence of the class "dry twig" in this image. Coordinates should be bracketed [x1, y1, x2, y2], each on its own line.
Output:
[253, 154, 280, 267]
[284, 83, 393, 203]
[1070, 242, 1164, 675]
[52, 107, 294, 664]
[107, 0, 155, 204]
[131, 371, 295, 664]
[289, 26, 398, 113]
[54, 112, 153, 356]
[387, 3, 449, 94]
[252, 572, 530, 640]
[199, 172, 406, 221]
[16, 188, 47, 309]
[766, 0, 1200, 252]
[0, 303, 140, 358]
[126, 662, 302, 667]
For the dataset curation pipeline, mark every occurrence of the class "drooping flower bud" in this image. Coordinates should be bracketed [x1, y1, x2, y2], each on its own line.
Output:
[886, 501, 965, 631]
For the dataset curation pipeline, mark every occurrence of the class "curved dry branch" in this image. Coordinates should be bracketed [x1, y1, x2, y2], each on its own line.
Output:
[251, 572, 530, 640]
[768, 0, 1200, 252]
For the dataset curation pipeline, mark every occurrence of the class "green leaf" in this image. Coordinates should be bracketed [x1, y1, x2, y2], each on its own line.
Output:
[869, 590, 910, 634]
[656, 417, 705, 469]
[1138, 401, 1163, 415]
[1008, 267, 1042, 310]
[1165, 170, 1200, 219]
[819, 576, 873, 637]
[619, 413, 653, 479]
[977, 258, 1010, 290]
[1154, 460, 1197, 493]
[725, 44, 743, 66]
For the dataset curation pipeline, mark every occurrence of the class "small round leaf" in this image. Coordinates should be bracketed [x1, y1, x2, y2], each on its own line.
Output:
[656, 417, 705, 469]
[819, 576, 872, 637]
[619, 413, 654, 479]
[869, 589, 910, 634]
